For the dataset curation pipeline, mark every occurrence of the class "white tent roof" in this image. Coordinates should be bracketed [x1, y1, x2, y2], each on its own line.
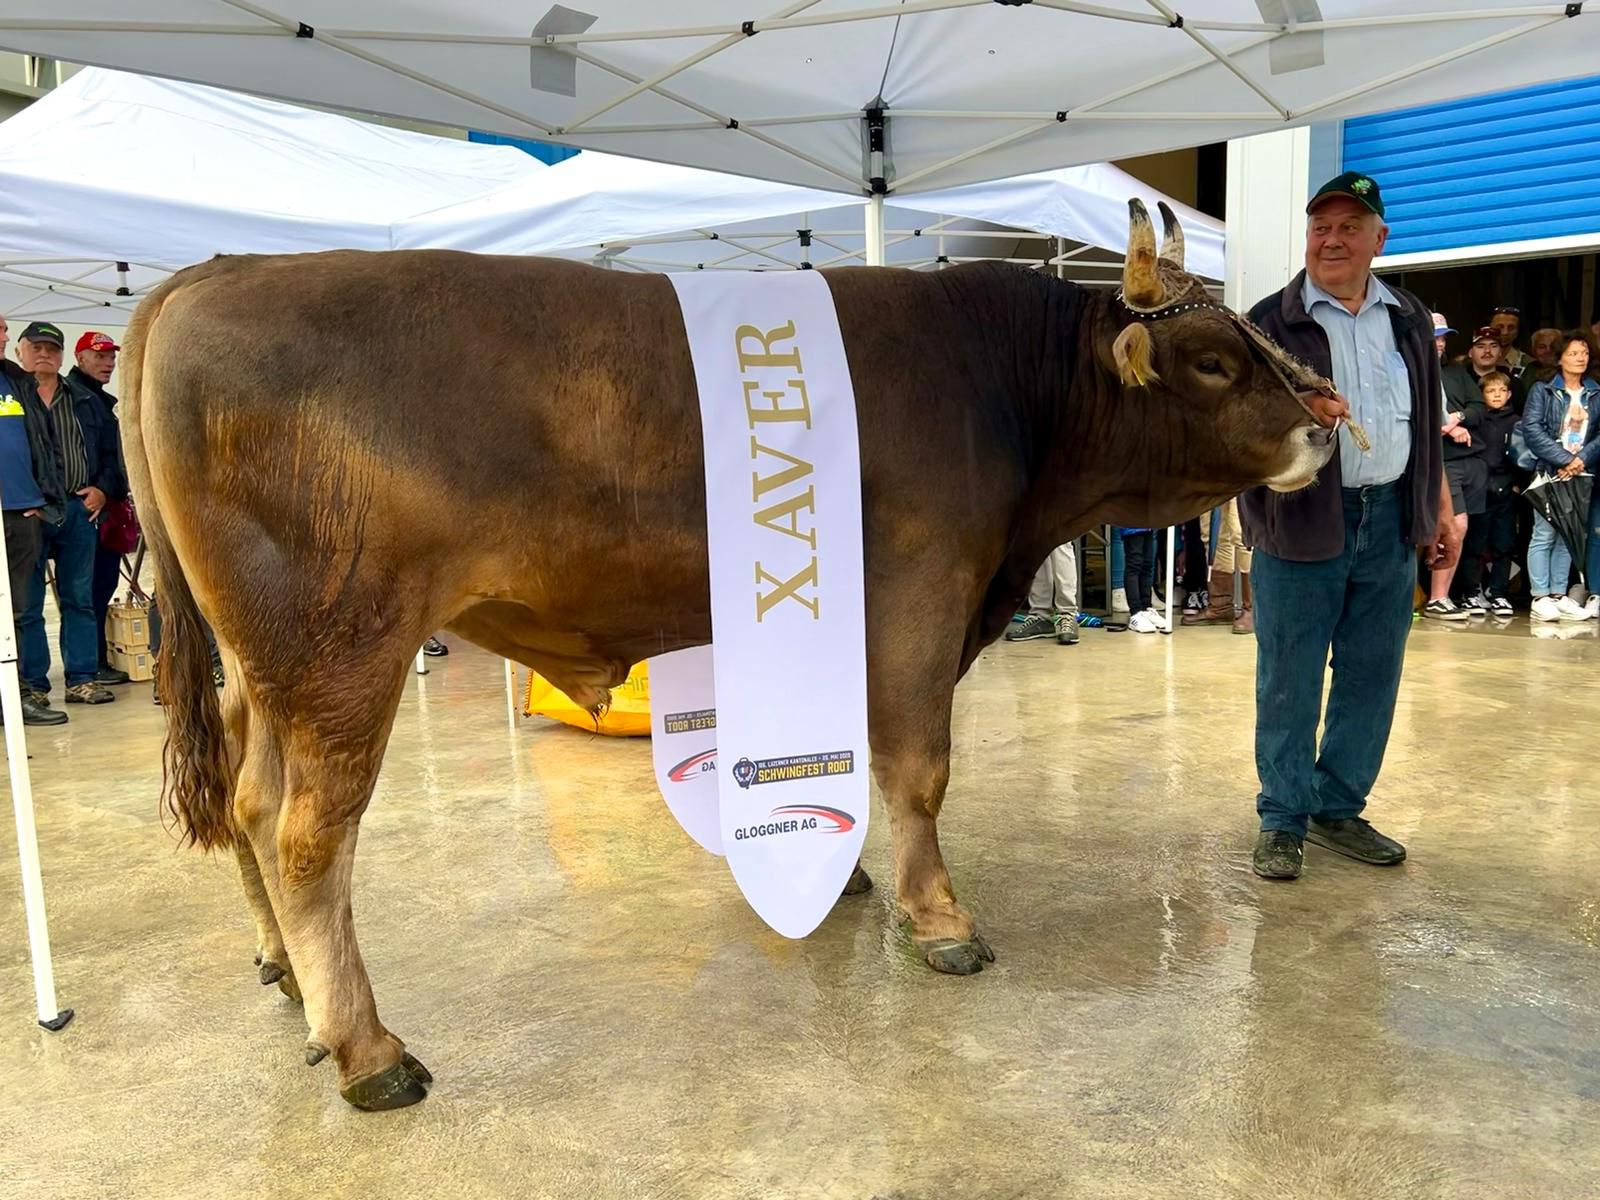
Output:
[0, 67, 547, 326]
[2, 4, 1595, 195]
[395, 153, 1224, 278]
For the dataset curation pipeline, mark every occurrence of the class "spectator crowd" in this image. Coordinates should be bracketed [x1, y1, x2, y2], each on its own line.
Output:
[0, 315, 129, 724]
[1009, 300, 1600, 646]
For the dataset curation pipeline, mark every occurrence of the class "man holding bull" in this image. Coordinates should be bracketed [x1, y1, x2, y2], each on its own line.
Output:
[1241, 172, 1458, 881]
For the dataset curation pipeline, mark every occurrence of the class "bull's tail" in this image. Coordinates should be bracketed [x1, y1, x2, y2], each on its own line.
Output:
[122, 269, 236, 851]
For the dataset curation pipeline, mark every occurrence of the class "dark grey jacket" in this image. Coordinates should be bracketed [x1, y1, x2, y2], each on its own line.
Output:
[0, 357, 66, 526]
[1239, 271, 1444, 563]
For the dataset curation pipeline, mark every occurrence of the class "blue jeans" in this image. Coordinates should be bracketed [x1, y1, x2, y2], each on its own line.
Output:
[1253, 483, 1415, 837]
[19, 498, 100, 691]
[1587, 493, 1600, 592]
[1528, 511, 1572, 597]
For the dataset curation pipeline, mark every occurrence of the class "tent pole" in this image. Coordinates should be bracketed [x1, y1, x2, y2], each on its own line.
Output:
[1164, 526, 1176, 635]
[0, 527, 72, 1031]
[414, 647, 427, 675]
[505, 658, 518, 729]
[864, 195, 886, 267]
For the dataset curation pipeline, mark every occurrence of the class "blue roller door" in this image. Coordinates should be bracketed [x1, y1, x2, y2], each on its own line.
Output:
[467, 130, 580, 165]
[1342, 73, 1600, 257]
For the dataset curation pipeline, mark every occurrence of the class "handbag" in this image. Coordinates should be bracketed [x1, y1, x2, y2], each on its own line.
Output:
[98, 495, 141, 555]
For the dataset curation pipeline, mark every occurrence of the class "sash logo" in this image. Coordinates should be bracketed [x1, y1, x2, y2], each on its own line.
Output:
[667, 749, 717, 783]
[732, 804, 857, 842]
[730, 750, 855, 789]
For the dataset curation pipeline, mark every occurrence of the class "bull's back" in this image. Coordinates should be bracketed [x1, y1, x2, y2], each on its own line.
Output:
[132, 251, 1022, 656]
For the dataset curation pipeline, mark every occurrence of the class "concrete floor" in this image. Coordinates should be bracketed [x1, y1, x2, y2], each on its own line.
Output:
[2, 617, 1597, 1200]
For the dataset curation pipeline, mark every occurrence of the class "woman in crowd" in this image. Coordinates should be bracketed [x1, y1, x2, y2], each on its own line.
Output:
[1518, 332, 1600, 622]
[1472, 371, 1523, 615]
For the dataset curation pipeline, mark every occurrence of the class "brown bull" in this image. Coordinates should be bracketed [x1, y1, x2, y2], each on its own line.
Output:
[122, 201, 1336, 1110]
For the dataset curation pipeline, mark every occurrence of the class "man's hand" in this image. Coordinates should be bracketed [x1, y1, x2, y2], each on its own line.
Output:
[77, 485, 107, 517]
[1300, 389, 1349, 429]
[1428, 476, 1461, 569]
[1559, 457, 1586, 480]
[1445, 425, 1472, 445]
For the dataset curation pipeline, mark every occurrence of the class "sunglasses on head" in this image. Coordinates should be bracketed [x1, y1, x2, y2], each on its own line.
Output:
[1492, 306, 1521, 317]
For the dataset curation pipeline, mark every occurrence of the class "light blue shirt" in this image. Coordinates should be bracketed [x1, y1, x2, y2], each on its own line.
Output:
[1302, 273, 1412, 487]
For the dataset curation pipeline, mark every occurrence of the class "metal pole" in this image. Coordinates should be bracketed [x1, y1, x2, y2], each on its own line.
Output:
[504, 658, 518, 729]
[0, 521, 72, 1030]
[864, 195, 886, 268]
[414, 647, 427, 675]
[1163, 526, 1176, 635]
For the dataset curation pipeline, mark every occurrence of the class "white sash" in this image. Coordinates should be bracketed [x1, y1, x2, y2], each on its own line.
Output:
[658, 271, 870, 939]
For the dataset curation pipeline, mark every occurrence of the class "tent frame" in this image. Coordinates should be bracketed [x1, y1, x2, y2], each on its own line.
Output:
[1, 3, 1577, 194]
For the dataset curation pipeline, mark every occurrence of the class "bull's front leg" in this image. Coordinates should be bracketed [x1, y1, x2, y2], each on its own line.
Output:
[870, 729, 993, 976]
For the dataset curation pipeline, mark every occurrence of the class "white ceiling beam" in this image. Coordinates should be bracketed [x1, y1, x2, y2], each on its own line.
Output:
[561, 0, 827, 134]
[1289, 14, 1566, 120]
[1140, 0, 1289, 119]
[215, 0, 558, 135]
[568, 48, 866, 190]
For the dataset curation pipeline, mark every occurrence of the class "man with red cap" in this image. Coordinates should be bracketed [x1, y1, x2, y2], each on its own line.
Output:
[69, 330, 132, 686]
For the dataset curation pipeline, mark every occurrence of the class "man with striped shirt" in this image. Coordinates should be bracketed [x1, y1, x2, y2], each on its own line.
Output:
[14, 321, 126, 707]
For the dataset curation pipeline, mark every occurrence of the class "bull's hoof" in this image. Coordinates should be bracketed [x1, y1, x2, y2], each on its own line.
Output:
[401, 1052, 433, 1085]
[841, 864, 874, 896]
[918, 933, 996, 976]
[259, 961, 286, 986]
[340, 1059, 430, 1111]
[277, 971, 304, 1004]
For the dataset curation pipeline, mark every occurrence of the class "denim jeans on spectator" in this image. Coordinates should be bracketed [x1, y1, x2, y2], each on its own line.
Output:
[1528, 510, 1571, 597]
[1587, 493, 1600, 595]
[1253, 483, 1414, 838]
[1121, 531, 1157, 614]
[19, 498, 100, 691]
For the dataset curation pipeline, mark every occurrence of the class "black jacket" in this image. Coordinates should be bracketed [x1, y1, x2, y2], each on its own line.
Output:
[1239, 271, 1444, 563]
[43, 369, 126, 501]
[0, 358, 66, 525]
[67, 366, 128, 501]
[1478, 403, 1522, 492]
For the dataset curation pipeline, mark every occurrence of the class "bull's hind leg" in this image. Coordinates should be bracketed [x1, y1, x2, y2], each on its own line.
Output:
[222, 672, 296, 998]
[266, 658, 429, 1111]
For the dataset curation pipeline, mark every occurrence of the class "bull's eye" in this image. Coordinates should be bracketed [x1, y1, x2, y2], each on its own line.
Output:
[1195, 353, 1225, 376]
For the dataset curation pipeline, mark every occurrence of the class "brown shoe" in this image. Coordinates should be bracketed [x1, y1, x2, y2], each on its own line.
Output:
[1232, 573, 1254, 635]
[64, 682, 116, 705]
[1181, 568, 1234, 625]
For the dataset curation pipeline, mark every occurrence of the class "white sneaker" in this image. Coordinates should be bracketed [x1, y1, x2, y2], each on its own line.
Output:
[1127, 609, 1158, 634]
[1588, 595, 1600, 618]
[1111, 587, 1129, 615]
[1531, 596, 1562, 622]
[1146, 607, 1171, 633]
[1556, 596, 1592, 622]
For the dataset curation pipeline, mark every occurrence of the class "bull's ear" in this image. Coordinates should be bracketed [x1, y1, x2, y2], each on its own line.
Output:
[1112, 323, 1161, 388]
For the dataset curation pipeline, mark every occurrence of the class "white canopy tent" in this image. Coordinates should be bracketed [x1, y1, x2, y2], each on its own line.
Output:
[395, 153, 1225, 281]
[2, 3, 1596, 209]
[0, 66, 550, 327]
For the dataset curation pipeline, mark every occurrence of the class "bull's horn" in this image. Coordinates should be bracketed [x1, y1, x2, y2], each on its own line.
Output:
[1157, 201, 1185, 271]
[1123, 199, 1163, 308]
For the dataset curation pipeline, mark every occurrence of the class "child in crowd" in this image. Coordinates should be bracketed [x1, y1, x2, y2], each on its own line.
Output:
[1473, 371, 1523, 615]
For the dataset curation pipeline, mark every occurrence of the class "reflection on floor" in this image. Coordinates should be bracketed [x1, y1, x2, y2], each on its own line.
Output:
[2, 617, 1597, 1199]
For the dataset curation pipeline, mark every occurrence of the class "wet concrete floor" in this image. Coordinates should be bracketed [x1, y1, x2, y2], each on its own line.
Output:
[2, 617, 1597, 1199]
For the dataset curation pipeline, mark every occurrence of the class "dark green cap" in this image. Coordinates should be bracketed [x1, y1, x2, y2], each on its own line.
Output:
[19, 321, 64, 348]
[1307, 170, 1384, 218]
